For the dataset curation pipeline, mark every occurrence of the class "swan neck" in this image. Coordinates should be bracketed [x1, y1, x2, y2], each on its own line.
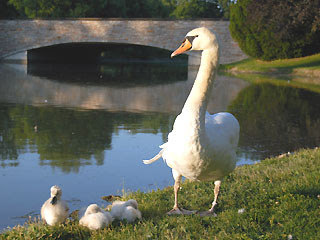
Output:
[182, 47, 218, 117]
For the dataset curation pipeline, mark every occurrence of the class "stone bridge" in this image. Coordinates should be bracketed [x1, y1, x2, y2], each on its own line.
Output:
[0, 19, 246, 64]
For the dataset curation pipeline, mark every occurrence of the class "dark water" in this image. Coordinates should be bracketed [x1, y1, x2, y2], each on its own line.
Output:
[0, 61, 319, 231]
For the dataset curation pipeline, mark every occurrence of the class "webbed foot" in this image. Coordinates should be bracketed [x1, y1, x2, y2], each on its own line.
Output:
[197, 210, 217, 217]
[167, 207, 197, 215]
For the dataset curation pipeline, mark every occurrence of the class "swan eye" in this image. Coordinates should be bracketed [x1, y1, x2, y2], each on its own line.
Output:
[186, 35, 198, 43]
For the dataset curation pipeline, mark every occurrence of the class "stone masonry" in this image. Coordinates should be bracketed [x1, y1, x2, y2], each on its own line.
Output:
[0, 19, 246, 64]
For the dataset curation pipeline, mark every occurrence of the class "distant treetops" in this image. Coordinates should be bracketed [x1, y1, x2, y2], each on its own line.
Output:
[2, 0, 231, 19]
[229, 0, 320, 60]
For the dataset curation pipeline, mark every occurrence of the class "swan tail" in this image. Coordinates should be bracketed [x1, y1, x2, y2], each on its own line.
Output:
[143, 149, 164, 165]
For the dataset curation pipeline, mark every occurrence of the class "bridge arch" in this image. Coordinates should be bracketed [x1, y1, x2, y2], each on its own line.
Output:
[0, 19, 246, 64]
[26, 41, 188, 64]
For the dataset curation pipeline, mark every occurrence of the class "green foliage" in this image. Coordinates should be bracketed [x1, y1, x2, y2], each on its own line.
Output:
[5, 0, 228, 19]
[229, 0, 320, 60]
[217, 0, 234, 19]
[0, 0, 20, 18]
[170, 0, 222, 19]
[7, 0, 125, 18]
[1, 148, 320, 239]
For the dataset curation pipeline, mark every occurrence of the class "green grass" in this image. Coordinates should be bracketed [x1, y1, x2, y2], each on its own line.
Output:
[219, 53, 320, 94]
[220, 53, 320, 75]
[1, 148, 320, 239]
[223, 72, 320, 94]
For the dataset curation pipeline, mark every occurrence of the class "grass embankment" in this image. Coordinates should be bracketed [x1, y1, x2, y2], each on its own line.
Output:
[219, 53, 320, 93]
[220, 53, 320, 77]
[1, 148, 320, 239]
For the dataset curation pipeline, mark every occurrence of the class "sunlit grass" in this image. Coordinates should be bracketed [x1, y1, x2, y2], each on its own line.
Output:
[223, 72, 320, 94]
[1, 148, 319, 239]
[220, 53, 320, 74]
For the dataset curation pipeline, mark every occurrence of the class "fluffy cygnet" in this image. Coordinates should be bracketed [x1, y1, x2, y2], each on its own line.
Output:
[41, 185, 69, 226]
[110, 199, 142, 223]
[79, 204, 113, 230]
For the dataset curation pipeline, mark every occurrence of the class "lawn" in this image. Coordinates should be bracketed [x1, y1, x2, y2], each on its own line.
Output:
[220, 53, 320, 76]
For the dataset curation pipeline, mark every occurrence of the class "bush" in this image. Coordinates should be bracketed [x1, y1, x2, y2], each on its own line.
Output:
[229, 0, 320, 60]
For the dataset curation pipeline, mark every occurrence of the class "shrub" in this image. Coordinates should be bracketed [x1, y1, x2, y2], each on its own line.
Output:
[229, 0, 320, 60]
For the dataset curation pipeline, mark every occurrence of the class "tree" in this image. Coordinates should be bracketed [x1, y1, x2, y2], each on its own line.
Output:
[217, 0, 234, 19]
[171, 0, 223, 19]
[8, 0, 72, 18]
[7, 0, 172, 18]
[6, 0, 229, 19]
[0, 0, 20, 18]
[229, 0, 320, 60]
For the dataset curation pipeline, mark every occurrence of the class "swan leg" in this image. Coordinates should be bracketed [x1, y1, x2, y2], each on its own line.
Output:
[198, 180, 221, 217]
[167, 170, 196, 215]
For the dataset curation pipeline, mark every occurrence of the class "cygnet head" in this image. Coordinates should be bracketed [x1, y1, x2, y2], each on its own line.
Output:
[171, 27, 218, 57]
[84, 204, 103, 216]
[122, 206, 142, 223]
[125, 199, 138, 209]
[50, 185, 62, 205]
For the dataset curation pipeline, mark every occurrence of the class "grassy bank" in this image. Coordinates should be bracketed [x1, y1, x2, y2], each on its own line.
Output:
[1, 148, 319, 239]
[220, 53, 320, 77]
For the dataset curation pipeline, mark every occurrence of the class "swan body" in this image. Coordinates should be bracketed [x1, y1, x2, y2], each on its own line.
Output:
[110, 199, 142, 222]
[41, 185, 69, 225]
[143, 27, 240, 215]
[79, 204, 113, 230]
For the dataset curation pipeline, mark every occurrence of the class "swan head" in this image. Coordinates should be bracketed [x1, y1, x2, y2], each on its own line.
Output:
[84, 204, 102, 215]
[171, 27, 218, 58]
[50, 185, 62, 204]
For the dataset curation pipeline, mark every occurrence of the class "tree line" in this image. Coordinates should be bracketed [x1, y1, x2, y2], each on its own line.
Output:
[0, 0, 233, 19]
[230, 0, 320, 60]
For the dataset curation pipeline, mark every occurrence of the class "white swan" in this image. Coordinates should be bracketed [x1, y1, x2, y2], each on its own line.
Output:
[143, 27, 240, 215]
[110, 199, 142, 222]
[41, 185, 69, 225]
[79, 204, 113, 230]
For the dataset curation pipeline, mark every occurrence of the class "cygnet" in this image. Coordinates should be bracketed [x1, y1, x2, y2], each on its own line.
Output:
[79, 204, 113, 230]
[110, 199, 142, 223]
[41, 185, 69, 225]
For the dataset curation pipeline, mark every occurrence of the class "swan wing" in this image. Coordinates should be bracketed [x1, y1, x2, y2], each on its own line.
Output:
[205, 112, 240, 150]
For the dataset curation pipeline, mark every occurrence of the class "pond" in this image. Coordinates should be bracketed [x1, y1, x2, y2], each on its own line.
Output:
[0, 56, 319, 230]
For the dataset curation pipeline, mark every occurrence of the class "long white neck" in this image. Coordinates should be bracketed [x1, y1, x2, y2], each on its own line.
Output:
[181, 47, 219, 123]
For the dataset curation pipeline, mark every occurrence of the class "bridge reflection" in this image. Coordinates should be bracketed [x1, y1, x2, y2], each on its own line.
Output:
[0, 63, 248, 114]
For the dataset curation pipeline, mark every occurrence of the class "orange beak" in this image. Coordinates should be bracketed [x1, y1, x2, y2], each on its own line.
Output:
[171, 38, 192, 58]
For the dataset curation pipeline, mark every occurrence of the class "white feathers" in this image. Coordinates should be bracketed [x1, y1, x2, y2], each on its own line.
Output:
[78, 200, 141, 230]
[144, 27, 239, 182]
[110, 199, 142, 223]
[143, 149, 164, 164]
[79, 204, 113, 230]
[41, 185, 69, 226]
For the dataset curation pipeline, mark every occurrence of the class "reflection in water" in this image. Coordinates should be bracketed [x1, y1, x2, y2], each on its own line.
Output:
[0, 61, 319, 231]
[0, 104, 173, 172]
[0, 63, 248, 113]
[27, 62, 188, 87]
[229, 82, 320, 160]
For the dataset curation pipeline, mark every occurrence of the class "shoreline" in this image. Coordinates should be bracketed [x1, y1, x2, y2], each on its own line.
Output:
[1, 147, 319, 239]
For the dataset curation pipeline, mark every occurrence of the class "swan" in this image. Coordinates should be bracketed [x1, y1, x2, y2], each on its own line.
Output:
[143, 27, 240, 216]
[40, 185, 69, 225]
[110, 199, 142, 222]
[79, 204, 113, 230]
